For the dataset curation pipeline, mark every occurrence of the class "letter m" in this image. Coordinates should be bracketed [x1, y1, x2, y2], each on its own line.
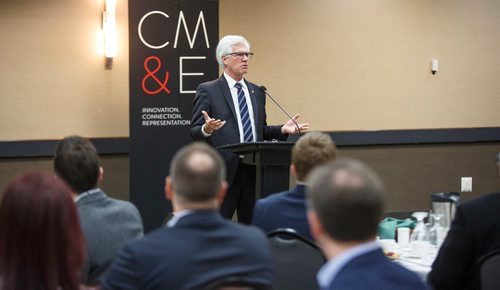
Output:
[174, 11, 210, 49]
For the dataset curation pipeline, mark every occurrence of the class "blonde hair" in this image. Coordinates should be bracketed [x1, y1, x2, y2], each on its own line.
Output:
[291, 132, 337, 181]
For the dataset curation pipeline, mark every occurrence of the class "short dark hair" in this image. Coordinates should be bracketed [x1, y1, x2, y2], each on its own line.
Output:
[170, 142, 226, 203]
[292, 132, 337, 181]
[0, 171, 86, 290]
[307, 158, 385, 242]
[54, 135, 100, 193]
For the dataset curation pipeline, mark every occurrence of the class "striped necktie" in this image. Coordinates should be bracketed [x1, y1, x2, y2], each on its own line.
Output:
[234, 82, 254, 142]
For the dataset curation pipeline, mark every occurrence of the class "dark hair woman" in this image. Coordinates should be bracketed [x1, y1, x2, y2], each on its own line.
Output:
[0, 171, 86, 290]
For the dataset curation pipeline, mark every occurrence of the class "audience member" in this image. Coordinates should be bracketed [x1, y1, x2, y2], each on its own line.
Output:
[54, 135, 143, 285]
[306, 158, 428, 290]
[428, 152, 500, 290]
[252, 131, 337, 240]
[0, 171, 86, 290]
[101, 142, 274, 289]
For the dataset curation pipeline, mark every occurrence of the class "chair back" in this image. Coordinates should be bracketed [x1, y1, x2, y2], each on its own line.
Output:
[267, 228, 326, 290]
[479, 248, 500, 290]
[201, 276, 270, 290]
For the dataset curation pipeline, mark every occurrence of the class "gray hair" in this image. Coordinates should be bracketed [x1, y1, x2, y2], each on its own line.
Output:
[215, 35, 250, 68]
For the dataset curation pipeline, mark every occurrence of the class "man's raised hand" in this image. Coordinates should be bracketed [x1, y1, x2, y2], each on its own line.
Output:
[202, 110, 226, 134]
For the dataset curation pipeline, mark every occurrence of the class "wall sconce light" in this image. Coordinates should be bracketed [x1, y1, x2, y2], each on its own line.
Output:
[431, 59, 438, 75]
[103, 0, 117, 69]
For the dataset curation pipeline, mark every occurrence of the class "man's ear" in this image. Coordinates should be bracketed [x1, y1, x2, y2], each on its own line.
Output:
[222, 56, 229, 67]
[290, 164, 298, 178]
[307, 211, 323, 241]
[216, 181, 228, 205]
[98, 166, 104, 181]
[165, 176, 173, 201]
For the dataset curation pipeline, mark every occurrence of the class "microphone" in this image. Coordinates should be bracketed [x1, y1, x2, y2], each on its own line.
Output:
[259, 86, 301, 134]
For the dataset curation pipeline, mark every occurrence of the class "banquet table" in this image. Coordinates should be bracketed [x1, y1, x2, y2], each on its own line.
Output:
[395, 247, 438, 281]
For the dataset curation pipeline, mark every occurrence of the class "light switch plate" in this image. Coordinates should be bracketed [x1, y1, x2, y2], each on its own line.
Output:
[461, 177, 472, 192]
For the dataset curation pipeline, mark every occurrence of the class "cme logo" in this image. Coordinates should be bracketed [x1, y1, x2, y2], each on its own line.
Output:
[138, 11, 210, 95]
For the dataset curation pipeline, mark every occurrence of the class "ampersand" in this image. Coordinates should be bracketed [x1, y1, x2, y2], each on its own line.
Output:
[142, 56, 170, 94]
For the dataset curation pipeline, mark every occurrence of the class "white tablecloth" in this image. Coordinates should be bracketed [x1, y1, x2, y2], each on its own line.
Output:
[397, 256, 432, 281]
[396, 248, 437, 281]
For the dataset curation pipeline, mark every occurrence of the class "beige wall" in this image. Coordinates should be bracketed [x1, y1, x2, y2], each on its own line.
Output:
[221, 0, 500, 131]
[0, 155, 129, 201]
[1, 0, 500, 141]
[0, 0, 130, 140]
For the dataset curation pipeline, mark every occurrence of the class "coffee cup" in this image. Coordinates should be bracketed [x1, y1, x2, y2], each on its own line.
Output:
[397, 227, 410, 248]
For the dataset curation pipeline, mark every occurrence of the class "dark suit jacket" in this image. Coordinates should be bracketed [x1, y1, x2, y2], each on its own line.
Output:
[101, 211, 274, 290]
[77, 189, 143, 284]
[326, 249, 428, 290]
[252, 184, 313, 241]
[428, 193, 500, 290]
[191, 75, 286, 184]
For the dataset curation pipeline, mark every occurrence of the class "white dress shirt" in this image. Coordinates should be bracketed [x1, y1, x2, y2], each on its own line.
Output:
[223, 73, 257, 142]
[166, 210, 193, 228]
[201, 73, 257, 141]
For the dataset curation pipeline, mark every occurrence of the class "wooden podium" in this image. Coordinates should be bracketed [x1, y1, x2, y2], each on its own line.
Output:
[218, 142, 294, 199]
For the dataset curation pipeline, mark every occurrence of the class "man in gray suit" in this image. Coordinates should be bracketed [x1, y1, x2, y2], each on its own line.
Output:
[54, 135, 143, 285]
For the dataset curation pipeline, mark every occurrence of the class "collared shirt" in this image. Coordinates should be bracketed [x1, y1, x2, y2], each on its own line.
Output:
[200, 74, 257, 141]
[224, 73, 257, 142]
[166, 209, 193, 228]
[74, 188, 101, 203]
[317, 240, 381, 289]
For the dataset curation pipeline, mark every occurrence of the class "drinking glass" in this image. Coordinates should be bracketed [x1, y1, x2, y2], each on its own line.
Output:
[410, 212, 431, 257]
[410, 212, 429, 242]
[429, 213, 444, 247]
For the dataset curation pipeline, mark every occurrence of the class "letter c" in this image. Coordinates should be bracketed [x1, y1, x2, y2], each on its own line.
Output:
[138, 11, 170, 49]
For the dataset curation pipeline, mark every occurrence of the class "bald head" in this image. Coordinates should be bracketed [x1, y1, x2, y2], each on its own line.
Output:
[169, 143, 226, 204]
[186, 151, 215, 173]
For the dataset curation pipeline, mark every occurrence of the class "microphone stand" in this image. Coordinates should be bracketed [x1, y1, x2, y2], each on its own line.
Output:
[259, 86, 301, 134]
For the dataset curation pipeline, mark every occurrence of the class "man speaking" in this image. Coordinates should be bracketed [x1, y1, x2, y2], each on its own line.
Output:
[191, 35, 309, 223]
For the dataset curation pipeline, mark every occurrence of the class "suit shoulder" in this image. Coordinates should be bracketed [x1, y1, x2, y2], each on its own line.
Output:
[225, 220, 268, 239]
[114, 198, 139, 209]
[338, 255, 427, 289]
[255, 191, 295, 214]
[254, 191, 292, 217]
[84, 197, 142, 227]
[124, 227, 169, 251]
[197, 78, 221, 90]
[460, 192, 500, 209]
[106, 197, 141, 214]
[245, 80, 259, 89]
[256, 191, 289, 205]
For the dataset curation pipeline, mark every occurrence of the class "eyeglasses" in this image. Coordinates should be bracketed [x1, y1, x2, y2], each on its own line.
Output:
[225, 52, 254, 60]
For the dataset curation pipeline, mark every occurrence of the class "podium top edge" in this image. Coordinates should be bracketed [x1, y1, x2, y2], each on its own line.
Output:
[217, 141, 295, 150]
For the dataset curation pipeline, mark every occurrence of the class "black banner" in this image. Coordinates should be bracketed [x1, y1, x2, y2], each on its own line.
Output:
[129, 0, 219, 231]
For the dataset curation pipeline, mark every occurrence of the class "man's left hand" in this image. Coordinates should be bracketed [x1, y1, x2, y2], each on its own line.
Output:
[281, 114, 310, 134]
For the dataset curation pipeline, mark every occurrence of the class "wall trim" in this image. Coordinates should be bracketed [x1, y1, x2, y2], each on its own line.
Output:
[1, 127, 499, 158]
[327, 127, 500, 146]
[0, 137, 129, 158]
